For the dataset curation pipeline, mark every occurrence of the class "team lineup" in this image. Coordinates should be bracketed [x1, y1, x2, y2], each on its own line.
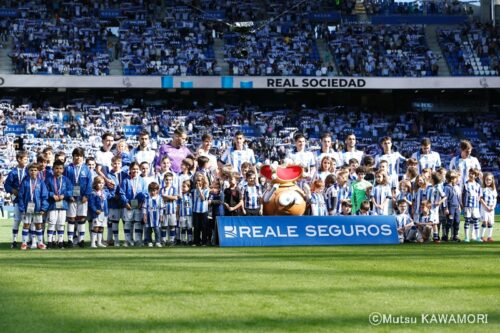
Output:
[3, 127, 497, 250]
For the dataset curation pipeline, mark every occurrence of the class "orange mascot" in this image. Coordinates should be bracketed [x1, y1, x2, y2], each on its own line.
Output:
[260, 163, 307, 216]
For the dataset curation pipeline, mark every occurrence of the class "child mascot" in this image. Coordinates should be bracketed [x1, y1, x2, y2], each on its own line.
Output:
[260, 162, 307, 216]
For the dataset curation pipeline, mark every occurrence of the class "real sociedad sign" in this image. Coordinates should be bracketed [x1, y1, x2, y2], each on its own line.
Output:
[217, 216, 399, 247]
[267, 78, 366, 88]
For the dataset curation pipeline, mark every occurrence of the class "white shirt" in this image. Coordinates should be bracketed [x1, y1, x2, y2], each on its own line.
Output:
[95, 149, 114, 170]
[341, 150, 364, 167]
[449, 155, 481, 188]
[411, 150, 441, 172]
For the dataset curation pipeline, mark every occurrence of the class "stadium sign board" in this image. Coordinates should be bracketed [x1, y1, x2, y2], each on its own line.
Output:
[0, 75, 499, 89]
[217, 216, 399, 247]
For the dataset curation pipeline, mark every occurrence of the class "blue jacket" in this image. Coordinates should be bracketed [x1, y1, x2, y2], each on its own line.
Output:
[37, 167, 54, 183]
[120, 176, 147, 205]
[45, 175, 73, 211]
[106, 170, 128, 209]
[4, 167, 28, 204]
[64, 163, 92, 200]
[18, 177, 49, 213]
[89, 189, 113, 219]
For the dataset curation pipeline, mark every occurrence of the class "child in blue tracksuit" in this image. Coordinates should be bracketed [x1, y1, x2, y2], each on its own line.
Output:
[89, 176, 112, 248]
[18, 163, 49, 250]
[4, 151, 29, 248]
[45, 160, 73, 248]
[64, 147, 93, 247]
[120, 162, 147, 246]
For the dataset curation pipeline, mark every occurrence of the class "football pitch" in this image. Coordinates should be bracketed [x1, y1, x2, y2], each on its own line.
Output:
[0, 217, 498, 333]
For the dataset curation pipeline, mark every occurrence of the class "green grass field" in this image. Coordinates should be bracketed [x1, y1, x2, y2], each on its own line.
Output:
[0, 216, 499, 333]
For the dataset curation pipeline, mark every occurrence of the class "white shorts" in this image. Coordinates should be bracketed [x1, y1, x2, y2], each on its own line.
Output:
[481, 210, 494, 224]
[24, 213, 43, 225]
[464, 207, 480, 219]
[13, 204, 21, 223]
[92, 213, 108, 228]
[162, 214, 177, 227]
[47, 210, 67, 226]
[109, 208, 123, 221]
[67, 201, 88, 218]
[430, 208, 440, 224]
[122, 208, 142, 222]
[179, 216, 193, 229]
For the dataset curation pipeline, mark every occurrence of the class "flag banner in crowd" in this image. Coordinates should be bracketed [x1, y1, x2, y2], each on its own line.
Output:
[123, 125, 142, 137]
[4, 124, 26, 135]
[218, 216, 399, 247]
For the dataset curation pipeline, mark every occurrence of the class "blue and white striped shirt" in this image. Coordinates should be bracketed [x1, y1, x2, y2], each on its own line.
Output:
[414, 185, 433, 216]
[192, 188, 209, 213]
[411, 150, 442, 173]
[324, 185, 337, 213]
[220, 147, 256, 173]
[310, 192, 327, 216]
[396, 213, 412, 229]
[143, 195, 163, 228]
[371, 184, 392, 215]
[449, 155, 481, 188]
[481, 188, 497, 211]
[463, 181, 481, 208]
[161, 186, 178, 214]
[178, 192, 193, 217]
[242, 185, 262, 210]
[335, 184, 351, 215]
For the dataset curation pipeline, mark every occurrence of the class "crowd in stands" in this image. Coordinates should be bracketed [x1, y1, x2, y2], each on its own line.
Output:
[364, 0, 474, 16]
[328, 24, 439, 76]
[0, 0, 497, 77]
[438, 22, 500, 76]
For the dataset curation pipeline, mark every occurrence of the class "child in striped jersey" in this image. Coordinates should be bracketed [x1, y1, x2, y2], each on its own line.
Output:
[413, 175, 432, 222]
[178, 180, 193, 245]
[357, 200, 372, 216]
[429, 172, 447, 243]
[323, 174, 337, 216]
[310, 179, 327, 216]
[371, 171, 392, 215]
[463, 168, 482, 242]
[416, 200, 433, 242]
[192, 172, 210, 246]
[241, 171, 262, 216]
[332, 171, 351, 215]
[347, 158, 359, 186]
[177, 158, 194, 190]
[161, 172, 178, 246]
[479, 173, 496, 242]
[142, 182, 163, 248]
[394, 180, 413, 215]
[395, 200, 415, 243]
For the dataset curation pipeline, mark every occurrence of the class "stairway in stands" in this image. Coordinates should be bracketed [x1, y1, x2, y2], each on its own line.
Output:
[213, 38, 229, 75]
[424, 25, 450, 76]
[0, 36, 13, 74]
[354, 0, 369, 22]
[316, 39, 338, 75]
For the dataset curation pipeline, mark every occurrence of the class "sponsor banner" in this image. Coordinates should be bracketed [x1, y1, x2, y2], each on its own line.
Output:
[0, 75, 499, 89]
[217, 216, 399, 247]
[123, 125, 142, 137]
[4, 124, 26, 135]
[100, 9, 121, 18]
[309, 12, 341, 22]
[202, 10, 225, 20]
[0, 8, 17, 17]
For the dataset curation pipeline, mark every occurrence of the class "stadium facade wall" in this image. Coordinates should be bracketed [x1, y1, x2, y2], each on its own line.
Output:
[0, 75, 499, 89]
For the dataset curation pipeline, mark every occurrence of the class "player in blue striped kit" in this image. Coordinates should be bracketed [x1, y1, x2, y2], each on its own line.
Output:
[241, 171, 262, 216]
[371, 171, 392, 216]
[462, 168, 482, 242]
[449, 140, 481, 189]
[219, 131, 256, 174]
[142, 182, 164, 247]
[411, 138, 442, 173]
[429, 172, 447, 243]
[88, 176, 112, 248]
[395, 200, 416, 243]
[332, 170, 351, 215]
[192, 172, 210, 246]
[178, 180, 193, 245]
[413, 175, 433, 222]
[161, 172, 178, 246]
[323, 174, 337, 216]
[310, 179, 327, 216]
[479, 173, 497, 242]
[443, 171, 462, 242]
